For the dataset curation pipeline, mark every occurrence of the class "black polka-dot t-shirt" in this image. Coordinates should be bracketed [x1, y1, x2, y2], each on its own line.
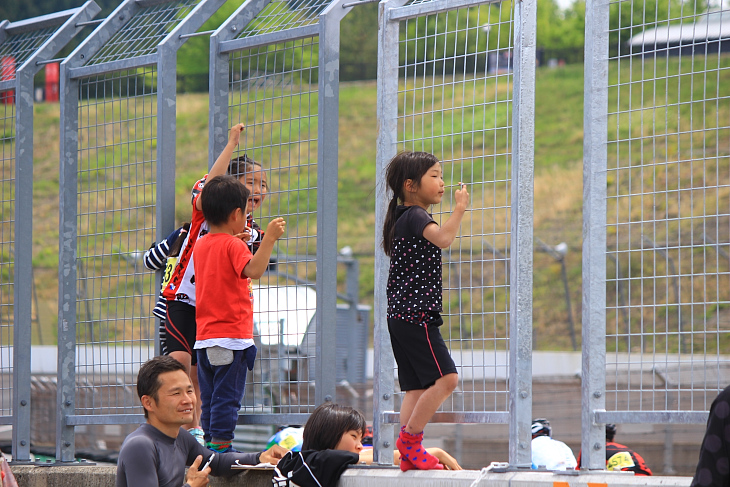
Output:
[386, 205, 442, 326]
[692, 385, 730, 487]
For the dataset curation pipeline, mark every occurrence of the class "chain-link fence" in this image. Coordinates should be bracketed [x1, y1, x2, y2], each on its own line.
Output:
[0, 2, 101, 462]
[373, 0, 535, 466]
[582, 0, 730, 470]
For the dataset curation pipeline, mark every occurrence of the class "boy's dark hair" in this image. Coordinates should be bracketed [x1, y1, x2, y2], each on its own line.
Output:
[137, 356, 186, 418]
[302, 403, 367, 451]
[228, 154, 262, 179]
[200, 175, 250, 226]
[382, 151, 439, 256]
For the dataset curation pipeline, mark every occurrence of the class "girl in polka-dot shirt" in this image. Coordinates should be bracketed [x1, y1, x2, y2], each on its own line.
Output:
[382, 151, 469, 471]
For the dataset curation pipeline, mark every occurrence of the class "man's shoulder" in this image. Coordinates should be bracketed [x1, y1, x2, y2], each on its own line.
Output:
[121, 426, 157, 448]
[119, 427, 158, 463]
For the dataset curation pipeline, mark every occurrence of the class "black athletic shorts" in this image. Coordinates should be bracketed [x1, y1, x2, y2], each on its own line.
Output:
[165, 300, 197, 366]
[387, 316, 457, 391]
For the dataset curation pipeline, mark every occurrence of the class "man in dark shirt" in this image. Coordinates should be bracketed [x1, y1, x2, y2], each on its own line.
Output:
[117, 356, 286, 487]
[692, 386, 730, 487]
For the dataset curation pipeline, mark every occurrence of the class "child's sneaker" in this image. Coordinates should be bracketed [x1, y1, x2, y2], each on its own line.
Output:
[188, 427, 205, 446]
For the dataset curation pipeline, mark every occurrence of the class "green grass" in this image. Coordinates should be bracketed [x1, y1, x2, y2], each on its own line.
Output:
[6, 54, 729, 350]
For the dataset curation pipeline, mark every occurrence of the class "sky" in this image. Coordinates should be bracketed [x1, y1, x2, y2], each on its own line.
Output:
[555, 0, 575, 9]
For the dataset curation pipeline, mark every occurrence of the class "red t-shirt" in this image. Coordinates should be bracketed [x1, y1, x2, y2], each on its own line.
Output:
[193, 233, 254, 340]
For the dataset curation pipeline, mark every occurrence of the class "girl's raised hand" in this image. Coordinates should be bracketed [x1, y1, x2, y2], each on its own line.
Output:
[454, 182, 469, 209]
[265, 217, 286, 241]
[228, 123, 245, 147]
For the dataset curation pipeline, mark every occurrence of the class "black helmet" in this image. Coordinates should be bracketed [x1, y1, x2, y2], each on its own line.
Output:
[606, 423, 617, 441]
[531, 418, 551, 438]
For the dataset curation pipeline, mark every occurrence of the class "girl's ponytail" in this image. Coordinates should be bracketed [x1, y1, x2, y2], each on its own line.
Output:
[382, 196, 399, 257]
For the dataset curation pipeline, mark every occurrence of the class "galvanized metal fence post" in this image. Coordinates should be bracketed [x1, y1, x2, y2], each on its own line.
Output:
[373, 0, 407, 464]
[314, 0, 354, 407]
[509, 0, 536, 469]
[11, 64, 34, 464]
[581, 0, 609, 470]
[58, 56, 81, 464]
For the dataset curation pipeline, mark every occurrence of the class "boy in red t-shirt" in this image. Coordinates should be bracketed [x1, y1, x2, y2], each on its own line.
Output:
[193, 175, 285, 453]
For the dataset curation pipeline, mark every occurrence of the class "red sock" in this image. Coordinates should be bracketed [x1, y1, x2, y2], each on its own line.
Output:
[400, 456, 416, 471]
[396, 426, 444, 471]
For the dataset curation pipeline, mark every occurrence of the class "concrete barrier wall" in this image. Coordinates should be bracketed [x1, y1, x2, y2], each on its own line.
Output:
[340, 470, 693, 487]
[9, 465, 272, 487]
[9, 465, 693, 487]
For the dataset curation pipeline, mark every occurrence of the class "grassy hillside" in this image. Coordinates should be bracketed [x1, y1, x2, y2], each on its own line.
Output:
[22, 55, 730, 351]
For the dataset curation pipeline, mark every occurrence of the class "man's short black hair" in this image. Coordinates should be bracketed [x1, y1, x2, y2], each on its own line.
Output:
[201, 175, 250, 226]
[137, 356, 186, 418]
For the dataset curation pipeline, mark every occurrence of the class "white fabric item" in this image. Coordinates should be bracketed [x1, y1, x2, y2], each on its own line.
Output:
[531, 435, 577, 471]
[194, 337, 254, 350]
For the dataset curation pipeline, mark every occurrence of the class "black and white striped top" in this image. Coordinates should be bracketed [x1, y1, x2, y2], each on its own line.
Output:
[144, 226, 185, 320]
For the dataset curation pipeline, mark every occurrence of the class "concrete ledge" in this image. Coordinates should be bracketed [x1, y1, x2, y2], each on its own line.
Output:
[10, 465, 693, 487]
[339, 469, 693, 487]
[9, 465, 273, 487]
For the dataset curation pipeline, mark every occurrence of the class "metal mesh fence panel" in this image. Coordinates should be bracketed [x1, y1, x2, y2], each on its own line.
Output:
[605, 1, 730, 415]
[0, 27, 58, 71]
[210, 0, 364, 426]
[87, 0, 199, 66]
[73, 67, 158, 415]
[57, 0, 229, 459]
[0, 95, 14, 420]
[236, 0, 331, 38]
[394, 2, 514, 415]
[0, 19, 66, 426]
[227, 36, 321, 415]
[0, 4, 102, 460]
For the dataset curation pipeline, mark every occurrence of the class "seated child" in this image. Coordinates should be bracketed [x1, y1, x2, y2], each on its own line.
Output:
[272, 402, 460, 485]
[304, 403, 461, 470]
[194, 175, 285, 453]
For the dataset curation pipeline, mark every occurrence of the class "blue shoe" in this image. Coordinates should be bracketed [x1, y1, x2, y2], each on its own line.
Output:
[188, 427, 205, 446]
